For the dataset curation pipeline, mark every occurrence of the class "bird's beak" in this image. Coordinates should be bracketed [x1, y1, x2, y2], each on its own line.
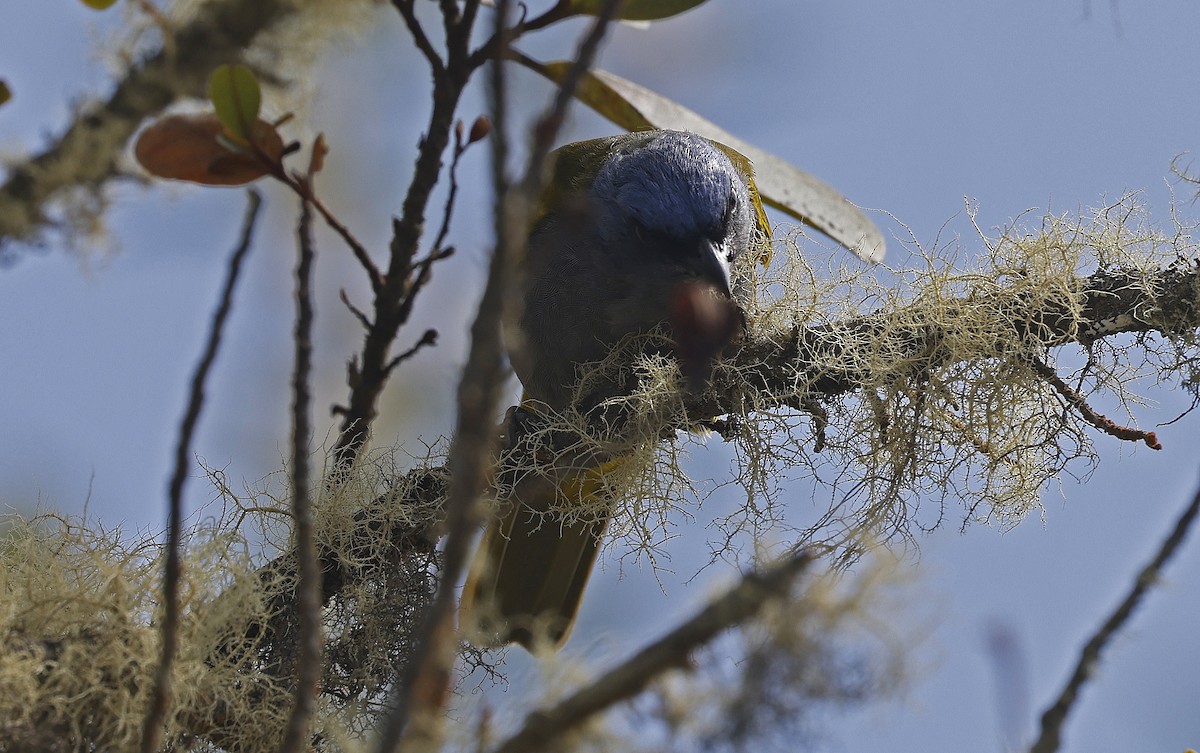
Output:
[696, 238, 734, 299]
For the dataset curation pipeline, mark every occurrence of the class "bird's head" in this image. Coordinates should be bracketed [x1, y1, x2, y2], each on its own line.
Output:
[588, 130, 754, 299]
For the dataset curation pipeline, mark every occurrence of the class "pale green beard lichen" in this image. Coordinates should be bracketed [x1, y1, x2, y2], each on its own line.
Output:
[1, 196, 1196, 750]
[503, 194, 1199, 572]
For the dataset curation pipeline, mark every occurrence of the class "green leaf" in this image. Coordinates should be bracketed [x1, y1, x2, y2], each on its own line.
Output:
[567, 0, 709, 21]
[209, 64, 261, 143]
[528, 60, 886, 263]
[80, 0, 120, 9]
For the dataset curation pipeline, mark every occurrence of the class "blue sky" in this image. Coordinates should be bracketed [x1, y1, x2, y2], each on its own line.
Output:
[2, 1, 1198, 751]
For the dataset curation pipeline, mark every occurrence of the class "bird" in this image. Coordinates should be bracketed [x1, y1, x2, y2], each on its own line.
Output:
[463, 129, 770, 649]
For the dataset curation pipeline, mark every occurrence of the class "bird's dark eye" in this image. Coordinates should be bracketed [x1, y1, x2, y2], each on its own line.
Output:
[723, 193, 738, 226]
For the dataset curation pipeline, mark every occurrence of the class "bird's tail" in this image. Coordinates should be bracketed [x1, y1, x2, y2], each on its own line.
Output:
[463, 459, 619, 649]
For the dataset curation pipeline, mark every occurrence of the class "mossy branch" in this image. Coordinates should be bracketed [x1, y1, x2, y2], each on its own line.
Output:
[225, 257, 1200, 713]
[4, 250, 1197, 751]
[701, 259, 1200, 418]
[302, 254, 1200, 593]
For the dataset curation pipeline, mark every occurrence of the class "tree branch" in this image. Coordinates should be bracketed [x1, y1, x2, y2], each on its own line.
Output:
[141, 190, 262, 752]
[1028, 468, 1200, 753]
[372, 3, 519, 750]
[393, 0, 446, 75]
[331, 0, 482, 467]
[265, 256, 1200, 624]
[170, 258, 1200, 748]
[0, 0, 298, 257]
[276, 183, 321, 753]
[489, 551, 815, 753]
[1027, 354, 1162, 449]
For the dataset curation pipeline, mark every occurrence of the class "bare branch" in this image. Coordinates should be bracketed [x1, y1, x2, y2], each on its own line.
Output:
[393, 0, 446, 75]
[373, 4, 521, 749]
[1027, 354, 1162, 449]
[239, 134, 383, 295]
[489, 551, 816, 753]
[468, 0, 579, 70]
[331, 0, 484, 467]
[141, 189, 262, 753]
[429, 121, 474, 257]
[1028, 469, 1200, 753]
[276, 185, 321, 753]
[384, 328, 440, 374]
[309, 190, 382, 292]
[340, 288, 373, 329]
[271, 165, 382, 293]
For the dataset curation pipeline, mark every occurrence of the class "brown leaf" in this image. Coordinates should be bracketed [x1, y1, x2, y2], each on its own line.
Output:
[135, 113, 284, 186]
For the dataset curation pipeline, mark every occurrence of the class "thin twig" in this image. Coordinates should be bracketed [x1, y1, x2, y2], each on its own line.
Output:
[467, 0, 576, 70]
[276, 184, 322, 753]
[254, 142, 381, 294]
[340, 288, 372, 329]
[409, 245, 455, 280]
[1028, 355, 1163, 450]
[384, 328, 440, 374]
[394, 0, 446, 74]
[307, 190, 382, 293]
[489, 551, 816, 753]
[389, 245, 456, 353]
[239, 131, 382, 298]
[429, 124, 469, 256]
[1028, 472, 1200, 753]
[140, 190, 262, 753]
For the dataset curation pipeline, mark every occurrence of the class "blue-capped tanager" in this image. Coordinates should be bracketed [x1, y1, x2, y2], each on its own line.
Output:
[465, 130, 770, 648]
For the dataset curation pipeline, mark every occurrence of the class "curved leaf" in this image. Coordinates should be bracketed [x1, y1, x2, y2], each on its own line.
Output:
[529, 60, 886, 263]
[80, 0, 120, 8]
[134, 112, 283, 186]
[567, 0, 709, 21]
[208, 64, 261, 143]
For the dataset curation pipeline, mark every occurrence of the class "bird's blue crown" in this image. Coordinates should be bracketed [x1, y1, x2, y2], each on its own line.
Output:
[591, 131, 742, 241]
